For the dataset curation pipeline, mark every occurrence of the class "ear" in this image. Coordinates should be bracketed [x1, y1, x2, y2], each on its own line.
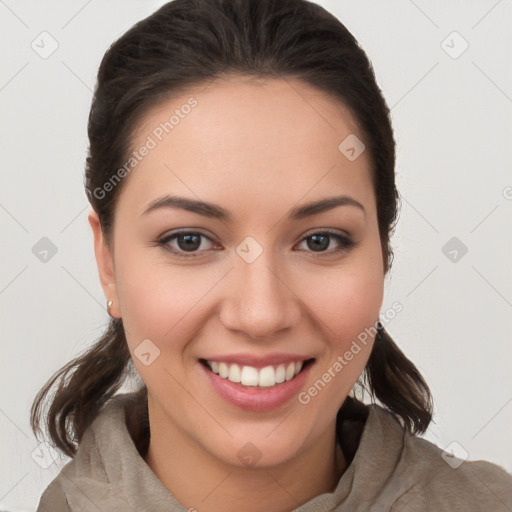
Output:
[88, 209, 120, 318]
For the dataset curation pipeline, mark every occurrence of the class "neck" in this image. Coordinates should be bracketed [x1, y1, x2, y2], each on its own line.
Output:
[144, 405, 346, 512]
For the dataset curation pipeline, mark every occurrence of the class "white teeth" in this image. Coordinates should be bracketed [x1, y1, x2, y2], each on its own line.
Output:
[258, 366, 276, 387]
[218, 362, 229, 378]
[228, 364, 241, 383]
[285, 362, 295, 381]
[206, 359, 307, 388]
[240, 366, 259, 386]
[275, 364, 286, 384]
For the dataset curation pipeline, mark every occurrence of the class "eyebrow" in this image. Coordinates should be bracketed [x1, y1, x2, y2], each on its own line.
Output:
[141, 194, 366, 221]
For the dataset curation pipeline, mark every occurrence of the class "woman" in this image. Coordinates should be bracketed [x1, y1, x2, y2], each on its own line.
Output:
[31, 0, 512, 510]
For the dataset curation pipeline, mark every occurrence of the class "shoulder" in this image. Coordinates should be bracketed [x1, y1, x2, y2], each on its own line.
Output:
[352, 404, 512, 511]
[37, 477, 71, 512]
[36, 392, 153, 511]
[389, 419, 512, 511]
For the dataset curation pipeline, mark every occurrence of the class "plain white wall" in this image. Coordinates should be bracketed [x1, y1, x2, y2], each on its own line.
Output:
[1, 0, 511, 510]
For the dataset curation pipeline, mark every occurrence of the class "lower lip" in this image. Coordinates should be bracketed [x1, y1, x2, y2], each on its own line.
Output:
[200, 361, 314, 412]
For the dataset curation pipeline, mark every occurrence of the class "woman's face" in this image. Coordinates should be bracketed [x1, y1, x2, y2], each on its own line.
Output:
[90, 75, 384, 468]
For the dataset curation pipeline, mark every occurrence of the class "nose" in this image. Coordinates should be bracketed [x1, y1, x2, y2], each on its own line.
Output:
[219, 251, 301, 340]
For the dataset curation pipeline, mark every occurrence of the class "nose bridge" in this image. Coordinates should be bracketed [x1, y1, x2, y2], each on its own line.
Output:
[220, 238, 300, 339]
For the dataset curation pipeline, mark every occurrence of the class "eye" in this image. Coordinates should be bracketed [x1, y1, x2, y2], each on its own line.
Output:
[154, 229, 356, 259]
[296, 231, 356, 255]
[155, 230, 219, 258]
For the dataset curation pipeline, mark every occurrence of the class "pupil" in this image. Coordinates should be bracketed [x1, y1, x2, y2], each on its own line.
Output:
[308, 234, 329, 251]
[179, 234, 200, 251]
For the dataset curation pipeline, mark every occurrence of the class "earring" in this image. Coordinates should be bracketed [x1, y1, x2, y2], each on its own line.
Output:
[107, 299, 114, 317]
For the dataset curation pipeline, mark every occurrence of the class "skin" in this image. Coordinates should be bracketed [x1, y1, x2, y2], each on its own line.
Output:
[89, 75, 384, 512]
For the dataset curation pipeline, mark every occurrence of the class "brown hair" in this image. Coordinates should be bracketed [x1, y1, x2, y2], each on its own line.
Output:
[31, 0, 433, 458]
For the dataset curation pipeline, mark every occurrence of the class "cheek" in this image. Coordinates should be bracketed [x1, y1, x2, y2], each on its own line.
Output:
[113, 240, 210, 346]
[296, 245, 384, 406]
[297, 263, 383, 421]
[299, 256, 384, 342]
[114, 257, 214, 391]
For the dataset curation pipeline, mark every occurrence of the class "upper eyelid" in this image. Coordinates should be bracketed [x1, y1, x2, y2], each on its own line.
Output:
[158, 229, 216, 244]
[157, 229, 354, 253]
[300, 228, 352, 239]
[157, 228, 352, 243]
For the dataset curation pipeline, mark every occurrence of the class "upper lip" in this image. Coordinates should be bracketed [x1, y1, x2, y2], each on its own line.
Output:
[200, 353, 314, 368]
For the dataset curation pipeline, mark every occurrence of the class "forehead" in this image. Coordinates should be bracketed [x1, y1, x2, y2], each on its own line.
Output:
[119, 75, 374, 217]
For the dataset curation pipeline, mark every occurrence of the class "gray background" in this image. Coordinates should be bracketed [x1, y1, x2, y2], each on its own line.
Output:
[1, 0, 511, 510]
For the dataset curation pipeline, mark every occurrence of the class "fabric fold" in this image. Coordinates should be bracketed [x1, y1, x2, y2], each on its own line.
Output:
[37, 393, 512, 512]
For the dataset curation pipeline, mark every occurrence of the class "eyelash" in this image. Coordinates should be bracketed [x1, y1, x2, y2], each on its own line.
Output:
[154, 229, 357, 259]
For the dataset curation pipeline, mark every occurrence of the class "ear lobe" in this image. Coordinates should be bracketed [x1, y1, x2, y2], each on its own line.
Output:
[88, 209, 120, 317]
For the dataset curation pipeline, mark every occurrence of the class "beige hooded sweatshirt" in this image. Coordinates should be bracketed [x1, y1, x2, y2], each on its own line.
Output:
[37, 393, 512, 511]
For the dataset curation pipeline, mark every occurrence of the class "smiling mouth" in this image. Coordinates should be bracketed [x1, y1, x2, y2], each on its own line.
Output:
[199, 358, 315, 388]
